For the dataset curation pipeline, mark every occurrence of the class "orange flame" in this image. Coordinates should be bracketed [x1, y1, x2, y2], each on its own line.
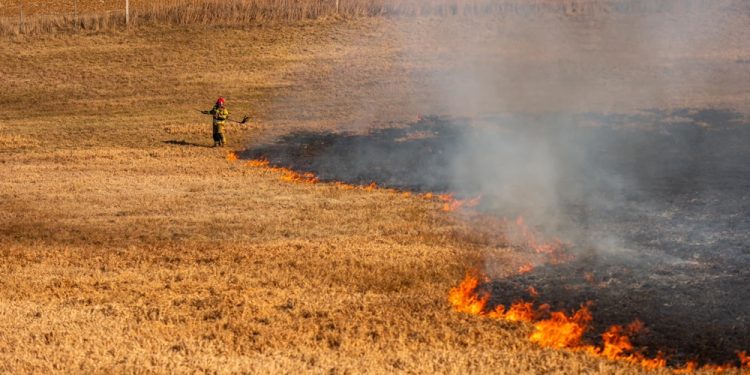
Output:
[740, 351, 749, 368]
[500, 301, 537, 322]
[280, 170, 319, 183]
[527, 286, 539, 297]
[448, 273, 488, 315]
[363, 182, 378, 192]
[246, 159, 270, 168]
[449, 272, 749, 373]
[246, 158, 318, 184]
[511, 216, 571, 264]
[530, 307, 591, 349]
[442, 195, 482, 212]
[674, 360, 698, 374]
[518, 263, 534, 274]
[333, 181, 355, 190]
[226, 151, 239, 161]
[437, 194, 453, 202]
[244, 158, 474, 210]
[598, 324, 634, 359]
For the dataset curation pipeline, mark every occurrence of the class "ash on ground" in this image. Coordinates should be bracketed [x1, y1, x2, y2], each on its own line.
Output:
[242, 109, 750, 365]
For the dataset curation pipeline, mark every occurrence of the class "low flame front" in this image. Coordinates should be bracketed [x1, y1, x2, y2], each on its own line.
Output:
[242, 156, 488, 206]
[449, 273, 748, 373]
[510, 216, 571, 265]
[245, 158, 319, 184]
[442, 195, 482, 212]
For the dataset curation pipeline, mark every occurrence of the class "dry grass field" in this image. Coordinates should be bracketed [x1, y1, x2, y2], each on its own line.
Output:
[1, 2, 750, 373]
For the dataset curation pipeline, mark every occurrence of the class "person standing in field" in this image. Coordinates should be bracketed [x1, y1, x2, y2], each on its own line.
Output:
[202, 97, 229, 147]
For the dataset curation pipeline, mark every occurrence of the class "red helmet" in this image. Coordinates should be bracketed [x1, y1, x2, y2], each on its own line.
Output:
[216, 97, 225, 106]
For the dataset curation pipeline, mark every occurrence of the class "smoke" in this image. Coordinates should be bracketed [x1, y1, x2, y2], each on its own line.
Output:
[382, 5, 750, 361]
[254, 2, 750, 262]
[376, 1, 750, 262]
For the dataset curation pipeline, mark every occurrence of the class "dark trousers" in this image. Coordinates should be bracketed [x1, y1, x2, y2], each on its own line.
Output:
[212, 124, 226, 146]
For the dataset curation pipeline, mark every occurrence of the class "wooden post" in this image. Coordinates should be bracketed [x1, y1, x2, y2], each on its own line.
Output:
[125, 0, 129, 25]
[74, 0, 77, 32]
[336, 0, 339, 13]
[18, 4, 23, 34]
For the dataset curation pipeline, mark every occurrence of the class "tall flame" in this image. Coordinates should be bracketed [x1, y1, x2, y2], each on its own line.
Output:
[530, 307, 592, 349]
[598, 325, 634, 359]
[448, 273, 488, 315]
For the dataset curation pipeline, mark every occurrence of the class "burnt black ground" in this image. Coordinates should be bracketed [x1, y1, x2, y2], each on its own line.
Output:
[241, 109, 750, 366]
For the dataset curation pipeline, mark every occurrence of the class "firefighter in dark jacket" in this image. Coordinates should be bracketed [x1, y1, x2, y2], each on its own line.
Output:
[202, 97, 229, 147]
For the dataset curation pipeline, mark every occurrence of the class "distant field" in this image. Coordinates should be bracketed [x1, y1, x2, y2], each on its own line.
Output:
[3, 0, 745, 36]
[1, 0, 144, 16]
[4, 0, 570, 17]
[1, 0, 741, 17]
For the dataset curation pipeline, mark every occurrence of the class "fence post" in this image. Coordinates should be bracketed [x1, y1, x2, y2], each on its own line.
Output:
[336, 0, 340, 13]
[18, 4, 24, 34]
[125, 0, 130, 26]
[74, 0, 77, 32]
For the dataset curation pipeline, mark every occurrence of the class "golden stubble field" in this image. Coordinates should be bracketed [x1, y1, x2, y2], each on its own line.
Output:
[1, 6, 749, 374]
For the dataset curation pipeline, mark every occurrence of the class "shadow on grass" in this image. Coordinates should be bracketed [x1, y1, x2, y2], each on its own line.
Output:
[163, 140, 213, 148]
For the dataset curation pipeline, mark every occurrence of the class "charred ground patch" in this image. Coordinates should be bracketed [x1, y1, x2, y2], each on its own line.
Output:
[242, 118, 464, 192]
[242, 109, 750, 366]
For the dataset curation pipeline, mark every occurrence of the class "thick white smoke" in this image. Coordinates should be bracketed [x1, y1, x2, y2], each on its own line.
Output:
[380, 1, 750, 262]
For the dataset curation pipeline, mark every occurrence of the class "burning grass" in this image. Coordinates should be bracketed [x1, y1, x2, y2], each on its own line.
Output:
[240, 153, 470, 204]
[449, 272, 750, 372]
[238, 147, 724, 370]
[243, 157, 320, 184]
[239, 123, 750, 372]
